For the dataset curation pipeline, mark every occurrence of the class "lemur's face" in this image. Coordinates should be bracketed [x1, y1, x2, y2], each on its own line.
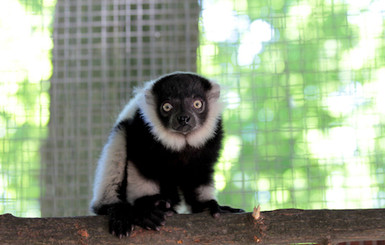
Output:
[152, 74, 212, 135]
[158, 95, 207, 134]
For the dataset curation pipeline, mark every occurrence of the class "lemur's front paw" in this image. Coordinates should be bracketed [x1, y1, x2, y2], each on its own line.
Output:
[107, 203, 134, 238]
[193, 200, 245, 218]
[133, 195, 175, 231]
[213, 205, 245, 217]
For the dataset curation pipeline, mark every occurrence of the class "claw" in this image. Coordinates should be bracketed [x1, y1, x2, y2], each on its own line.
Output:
[165, 211, 174, 217]
[165, 202, 171, 209]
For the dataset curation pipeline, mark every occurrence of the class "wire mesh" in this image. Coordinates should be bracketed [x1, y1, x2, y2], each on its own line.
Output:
[199, 0, 385, 211]
[41, 0, 199, 216]
[0, 0, 53, 217]
[1, 0, 385, 219]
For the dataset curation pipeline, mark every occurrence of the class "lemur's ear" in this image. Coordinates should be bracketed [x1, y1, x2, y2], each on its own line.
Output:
[208, 82, 220, 101]
[144, 88, 156, 106]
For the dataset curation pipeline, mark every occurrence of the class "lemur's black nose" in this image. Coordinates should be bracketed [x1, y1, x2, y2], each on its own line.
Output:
[177, 115, 190, 126]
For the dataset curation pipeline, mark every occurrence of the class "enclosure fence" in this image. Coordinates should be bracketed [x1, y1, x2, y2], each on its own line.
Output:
[1, 0, 385, 218]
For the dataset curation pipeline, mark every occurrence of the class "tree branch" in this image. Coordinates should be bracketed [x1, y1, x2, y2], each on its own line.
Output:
[1, 209, 385, 244]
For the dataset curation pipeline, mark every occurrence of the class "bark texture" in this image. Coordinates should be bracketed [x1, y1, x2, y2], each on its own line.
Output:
[1, 209, 385, 244]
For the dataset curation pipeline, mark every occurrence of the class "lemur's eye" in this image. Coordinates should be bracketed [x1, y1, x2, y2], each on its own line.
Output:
[162, 102, 173, 112]
[193, 100, 203, 109]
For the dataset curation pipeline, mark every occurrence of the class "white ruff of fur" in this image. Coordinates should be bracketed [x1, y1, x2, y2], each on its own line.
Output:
[115, 94, 142, 125]
[186, 82, 223, 149]
[136, 80, 224, 152]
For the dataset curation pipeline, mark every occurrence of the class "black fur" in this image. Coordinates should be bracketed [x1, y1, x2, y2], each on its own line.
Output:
[123, 110, 222, 200]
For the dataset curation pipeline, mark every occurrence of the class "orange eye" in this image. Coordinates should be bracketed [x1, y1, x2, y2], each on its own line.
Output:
[162, 102, 173, 112]
[193, 100, 203, 109]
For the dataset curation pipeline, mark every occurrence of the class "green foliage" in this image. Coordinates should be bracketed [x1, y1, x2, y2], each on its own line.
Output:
[199, 0, 385, 211]
[2, 0, 385, 217]
[0, 0, 54, 217]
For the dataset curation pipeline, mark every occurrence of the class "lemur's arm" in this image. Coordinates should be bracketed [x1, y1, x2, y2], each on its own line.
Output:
[90, 128, 127, 214]
[90, 124, 171, 237]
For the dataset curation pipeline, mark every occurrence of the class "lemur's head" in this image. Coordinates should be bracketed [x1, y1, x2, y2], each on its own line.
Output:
[151, 73, 215, 135]
[139, 72, 223, 151]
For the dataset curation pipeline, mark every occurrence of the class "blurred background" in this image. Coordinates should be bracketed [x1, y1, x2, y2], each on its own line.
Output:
[1, 0, 385, 218]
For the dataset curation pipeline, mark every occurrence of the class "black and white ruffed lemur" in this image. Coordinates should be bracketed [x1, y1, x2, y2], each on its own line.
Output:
[90, 72, 244, 238]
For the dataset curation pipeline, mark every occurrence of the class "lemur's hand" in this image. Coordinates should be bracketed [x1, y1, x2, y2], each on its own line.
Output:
[107, 203, 134, 238]
[192, 199, 245, 218]
[133, 195, 176, 231]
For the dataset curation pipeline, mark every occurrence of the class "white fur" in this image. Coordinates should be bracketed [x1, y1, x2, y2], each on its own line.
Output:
[174, 188, 191, 214]
[126, 161, 160, 204]
[137, 86, 186, 151]
[91, 129, 127, 209]
[195, 184, 216, 202]
[186, 82, 223, 148]
[115, 95, 142, 125]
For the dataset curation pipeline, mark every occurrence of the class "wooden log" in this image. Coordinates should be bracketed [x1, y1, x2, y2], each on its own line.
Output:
[1, 209, 385, 244]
